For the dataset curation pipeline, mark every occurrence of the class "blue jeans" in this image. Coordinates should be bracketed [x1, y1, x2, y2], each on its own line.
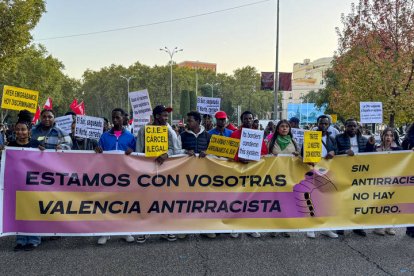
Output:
[16, 235, 41, 246]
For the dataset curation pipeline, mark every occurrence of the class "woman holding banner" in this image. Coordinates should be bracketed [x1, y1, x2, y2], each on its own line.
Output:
[267, 120, 299, 238]
[7, 110, 42, 251]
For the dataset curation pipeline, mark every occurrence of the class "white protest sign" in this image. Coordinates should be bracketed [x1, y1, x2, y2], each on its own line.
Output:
[238, 128, 264, 161]
[129, 89, 152, 118]
[55, 115, 73, 134]
[75, 115, 104, 140]
[197, 96, 221, 115]
[291, 128, 305, 149]
[360, 102, 383, 124]
[133, 116, 151, 136]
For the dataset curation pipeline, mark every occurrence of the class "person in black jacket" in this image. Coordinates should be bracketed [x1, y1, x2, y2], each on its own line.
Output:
[179, 111, 211, 157]
[402, 123, 414, 238]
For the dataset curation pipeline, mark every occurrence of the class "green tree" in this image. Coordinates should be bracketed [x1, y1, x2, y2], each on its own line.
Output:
[189, 90, 197, 111]
[180, 90, 190, 120]
[0, 0, 46, 79]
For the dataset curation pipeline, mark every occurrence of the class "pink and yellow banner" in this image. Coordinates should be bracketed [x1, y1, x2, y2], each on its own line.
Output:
[1, 148, 413, 236]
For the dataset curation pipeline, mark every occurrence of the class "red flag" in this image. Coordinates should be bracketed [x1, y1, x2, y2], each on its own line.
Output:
[43, 97, 53, 110]
[32, 105, 41, 124]
[69, 99, 78, 112]
[73, 101, 85, 115]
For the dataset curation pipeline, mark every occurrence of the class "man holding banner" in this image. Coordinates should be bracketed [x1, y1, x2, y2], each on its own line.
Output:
[209, 111, 233, 137]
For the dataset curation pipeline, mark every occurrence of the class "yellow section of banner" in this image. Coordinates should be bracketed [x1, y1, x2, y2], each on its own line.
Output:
[1, 85, 39, 113]
[145, 126, 168, 157]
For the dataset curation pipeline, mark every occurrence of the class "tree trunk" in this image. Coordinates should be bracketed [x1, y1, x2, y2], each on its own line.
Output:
[389, 113, 395, 128]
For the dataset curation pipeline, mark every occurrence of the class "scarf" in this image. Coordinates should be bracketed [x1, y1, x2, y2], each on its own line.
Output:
[277, 135, 292, 151]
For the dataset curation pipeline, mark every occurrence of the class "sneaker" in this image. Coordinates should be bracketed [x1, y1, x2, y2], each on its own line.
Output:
[322, 231, 338, 239]
[13, 244, 25, 252]
[248, 232, 261, 238]
[306, 231, 316, 239]
[353, 229, 367, 237]
[229, 233, 239, 238]
[122, 235, 135, 243]
[97, 236, 110, 245]
[160, 234, 177, 242]
[136, 235, 147, 243]
[373, 229, 385, 236]
[177, 234, 187, 239]
[385, 228, 396, 235]
[23, 244, 38, 251]
[206, 233, 216, 239]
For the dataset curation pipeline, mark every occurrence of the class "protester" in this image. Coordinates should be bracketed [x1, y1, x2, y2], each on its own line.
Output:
[335, 118, 375, 237]
[289, 117, 300, 129]
[305, 115, 338, 239]
[202, 114, 214, 132]
[136, 105, 183, 168]
[94, 108, 136, 245]
[6, 110, 41, 251]
[268, 119, 299, 238]
[312, 115, 339, 138]
[31, 109, 72, 150]
[402, 123, 414, 238]
[252, 119, 259, 130]
[372, 127, 401, 236]
[230, 111, 268, 238]
[103, 117, 110, 132]
[66, 112, 98, 151]
[179, 111, 211, 158]
[264, 121, 275, 137]
[209, 111, 233, 137]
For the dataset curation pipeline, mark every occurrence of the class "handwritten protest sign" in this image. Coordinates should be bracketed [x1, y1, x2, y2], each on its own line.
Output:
[129, 89, 152, 117]
[197, 96, 221, 115]
[238, 128, 264, 161]
[145, 126, 168, 157]
[1, 85, 39, 113]
[303, 131, 322, 163]
[291, 128, 305, 150]
[75, 115, 104, 140]
[133, 117, 151, 135]
[360, 102, 383, 124]
[206, 135, 240, 158]
[55, 115, 73, 134]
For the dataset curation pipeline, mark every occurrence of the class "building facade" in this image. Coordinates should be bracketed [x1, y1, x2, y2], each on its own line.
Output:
[177, 61, 217, 73]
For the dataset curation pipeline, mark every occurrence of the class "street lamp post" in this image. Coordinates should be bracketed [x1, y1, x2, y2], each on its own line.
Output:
[205, 83, 220, 97]
[160, 46, 183, 124]
[273, 0, 280, 120]
[120, 75, 135, 115]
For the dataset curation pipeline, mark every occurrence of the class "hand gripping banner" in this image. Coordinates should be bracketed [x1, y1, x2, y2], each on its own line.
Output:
[0, 148, 413, 236]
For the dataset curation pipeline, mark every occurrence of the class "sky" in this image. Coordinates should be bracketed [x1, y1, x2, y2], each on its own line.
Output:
[31, 0, 356, 79]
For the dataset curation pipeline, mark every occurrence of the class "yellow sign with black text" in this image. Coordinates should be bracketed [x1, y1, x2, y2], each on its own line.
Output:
[1, 85, 39, 113]
[145, 125, 168, 157]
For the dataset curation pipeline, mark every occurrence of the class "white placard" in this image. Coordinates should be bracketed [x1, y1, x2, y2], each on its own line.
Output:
[360, 102, 383, 124]
[291, 128, 305, 149]
[55, 115, 73, 134]
[75, 115, 104, 140]
[129, 89, 152, 118]
[196, 96, 221, 115]
[238, 128, 264, 161]
[133, 116, 151, 136]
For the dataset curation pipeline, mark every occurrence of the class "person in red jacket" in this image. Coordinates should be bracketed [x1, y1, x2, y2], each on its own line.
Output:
[230, 111, 267, 238]
[230, 110, 268, 163]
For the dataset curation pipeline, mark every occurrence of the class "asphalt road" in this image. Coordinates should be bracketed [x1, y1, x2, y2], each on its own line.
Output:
[0, 229, 412, 276]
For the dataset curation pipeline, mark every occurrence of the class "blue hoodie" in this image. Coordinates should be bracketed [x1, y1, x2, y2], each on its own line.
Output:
[98, 128, 136, 151]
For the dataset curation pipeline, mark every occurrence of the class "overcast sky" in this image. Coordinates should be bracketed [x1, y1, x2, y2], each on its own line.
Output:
[32, 0, 355, 79]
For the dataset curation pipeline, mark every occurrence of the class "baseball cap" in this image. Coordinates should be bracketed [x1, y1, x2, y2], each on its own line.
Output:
[215, 111, 227, 119]
[153, 105, 173, 115]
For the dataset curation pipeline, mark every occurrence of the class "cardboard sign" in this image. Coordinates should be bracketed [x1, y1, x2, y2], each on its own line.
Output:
[129, 89, 152, 117]
[55, 115, 73, 134]
[291, 128, 305, 150]
[75, 115, 104, 140]
[206, 135, 240, 159]
[360, 102, 383, 124]
[145, 125, 168, 157]
[1, 85, 39, 113]
[238, 128, 264, 161]
[196, 96, 221, 115]
[303, 131, 322, 163]
[133, 117, 151, 136]
[330, 114, 337, 124]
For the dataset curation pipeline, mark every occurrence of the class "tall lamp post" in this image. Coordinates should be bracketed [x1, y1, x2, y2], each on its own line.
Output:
[273, 0, 280, 120]
[205, 83, 220, 97]
[120, 75, 135, 115]
[160, 46, 183, 123]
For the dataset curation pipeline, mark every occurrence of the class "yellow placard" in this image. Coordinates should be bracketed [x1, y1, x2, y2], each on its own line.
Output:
[330, 114, 337, 123]
[206, 135, 240, 158]
[145, 125, 168, 157]
[1, 85, 39, 113]
[303, 131, 322, 163]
